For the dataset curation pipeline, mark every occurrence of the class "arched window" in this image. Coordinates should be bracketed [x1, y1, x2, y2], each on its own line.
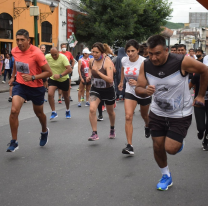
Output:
[41, 21, 52, 43]
[0, 13, 13, 39]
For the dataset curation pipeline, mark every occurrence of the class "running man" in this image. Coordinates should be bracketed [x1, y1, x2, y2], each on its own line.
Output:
[59, 43, 75, 102]
[118, 39, 151, 155]
[77, 48, 91, 107]
[7, 29, 52, 152]
[135, 35, 208, 190]
[46, 47, 72, 120]
[88, 42, 116, 140]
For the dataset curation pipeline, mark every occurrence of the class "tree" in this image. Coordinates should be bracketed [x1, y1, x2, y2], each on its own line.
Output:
[74, 0, 172, 47]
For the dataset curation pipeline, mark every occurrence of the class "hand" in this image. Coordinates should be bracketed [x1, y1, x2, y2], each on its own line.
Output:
[193, 96, 205, 107]
[118, 82, 123, 91]
[86, 77, 91, 82]
[81, 78, 84, 83]
[53, 74, 60, 80]
[21, 74, 32, 82]
[146, 85, 155, 96]
[129, 79, 137, 86]
[9, 77, 15, 86]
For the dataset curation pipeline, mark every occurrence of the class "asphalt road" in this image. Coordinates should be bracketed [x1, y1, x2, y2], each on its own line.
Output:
[0, 84, 207, 206]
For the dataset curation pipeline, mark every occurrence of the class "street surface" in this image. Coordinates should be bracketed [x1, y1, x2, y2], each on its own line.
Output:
[0, 84, 207, 206]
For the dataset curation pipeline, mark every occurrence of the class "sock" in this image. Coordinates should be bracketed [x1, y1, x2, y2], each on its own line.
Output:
[93, 131, 97, 134]
[111, 126, 114, 130]
[41, 130, 48, 134]
[160, 166, 170, 177]
[66, 109, 70, 112]
[52, 111, 56, 113]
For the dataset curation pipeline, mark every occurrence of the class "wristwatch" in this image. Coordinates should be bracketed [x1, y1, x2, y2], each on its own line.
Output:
[31, 75, 35, 81]
[59, 74, 63, 78]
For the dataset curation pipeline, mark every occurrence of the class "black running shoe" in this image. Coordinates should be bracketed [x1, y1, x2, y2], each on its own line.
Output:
[197, 132, 204, 140]
[202, 134, 208, 150]
[122, 144, 134, 155]
[144, 127, 151, 138]
[97, 115, 103, 121]
[8, 96, 12, 102]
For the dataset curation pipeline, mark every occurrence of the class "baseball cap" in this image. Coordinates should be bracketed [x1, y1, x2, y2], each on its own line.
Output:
[82, 48, 91, 54]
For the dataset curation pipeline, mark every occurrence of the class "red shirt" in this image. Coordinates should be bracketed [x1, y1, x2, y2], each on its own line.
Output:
[12, 45, 47, 87]
[60, 51, 73, 62]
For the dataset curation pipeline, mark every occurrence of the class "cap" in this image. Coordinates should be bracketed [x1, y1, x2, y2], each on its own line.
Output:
[82, 48, 91, 54]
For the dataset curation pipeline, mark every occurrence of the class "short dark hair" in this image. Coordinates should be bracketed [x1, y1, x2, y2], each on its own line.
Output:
[189, 48, 194, 52]
[92, 42, 105, 53]
[196, 48, 203, 53]
[147, 35, 166, 49]
[40, 44, 45, 49]
[125, 39, 139, 51]
[178, 44, 186, 50]
[171, 45, 177, 49]
[60, 43, 67, 48]
[16, 29, 29, 39]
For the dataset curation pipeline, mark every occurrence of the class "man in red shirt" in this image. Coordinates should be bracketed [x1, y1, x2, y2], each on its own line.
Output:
[7, 29, 52, 152]
[59, 43, 75, 102]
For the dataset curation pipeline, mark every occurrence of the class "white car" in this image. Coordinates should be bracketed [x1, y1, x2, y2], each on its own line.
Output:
[71, 59, 80, 85]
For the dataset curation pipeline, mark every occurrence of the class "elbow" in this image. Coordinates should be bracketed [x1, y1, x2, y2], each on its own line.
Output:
[48, 70, 53, 77]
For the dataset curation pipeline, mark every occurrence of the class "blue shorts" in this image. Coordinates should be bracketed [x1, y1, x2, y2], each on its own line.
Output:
[12, 82, 45, 105]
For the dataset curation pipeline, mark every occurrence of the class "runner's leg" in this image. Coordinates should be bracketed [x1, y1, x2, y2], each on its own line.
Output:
[89, 96, 100, 131]
[48, 86, 57, 111]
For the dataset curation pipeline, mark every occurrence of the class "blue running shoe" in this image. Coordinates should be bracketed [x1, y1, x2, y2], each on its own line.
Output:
[66, 111, 71, 119]
[157, 174, 173, 191]
[85, 102, 90, 106]
[78, 102, 81, 107]
[40, 128, 49, 147]
[7, 140, 19, 152]
[177, 140, 185, 153]
[50, 112, 58, 120]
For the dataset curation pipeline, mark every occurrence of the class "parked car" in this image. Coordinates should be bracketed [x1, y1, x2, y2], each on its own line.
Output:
[71, 59, 80, 85]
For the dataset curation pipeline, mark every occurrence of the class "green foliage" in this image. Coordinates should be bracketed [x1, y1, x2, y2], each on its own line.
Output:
[74, 0, 172, 47]
[165, 21, 184, 29]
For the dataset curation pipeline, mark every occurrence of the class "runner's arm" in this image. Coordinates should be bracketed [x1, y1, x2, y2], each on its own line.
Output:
[78, 59, 84, 82]
[9, 61, 17, 86]
[61, 65, 72, 76]
[71, 58, 75, 68]
[182, 56, 208, 98]
[135, 63, 154, 97]
[118, 67, 124, 91]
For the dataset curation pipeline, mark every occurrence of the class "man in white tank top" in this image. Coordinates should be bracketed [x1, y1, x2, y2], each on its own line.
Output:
[135, 35, 208, 191]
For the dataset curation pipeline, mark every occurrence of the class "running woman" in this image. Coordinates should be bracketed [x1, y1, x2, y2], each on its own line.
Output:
[118, 39, 151, 155]
[88, 42, 116, 140]
[7, 29, 52, 152]
[77, 48, 91, 107]
[135, 35, 208, 191]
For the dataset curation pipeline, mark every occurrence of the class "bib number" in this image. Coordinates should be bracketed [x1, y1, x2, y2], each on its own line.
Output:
[84, 67, 89, 77]
[16, 61, 30, 74]
[155, 97, 174, 111]
[93, 78, 106, 88]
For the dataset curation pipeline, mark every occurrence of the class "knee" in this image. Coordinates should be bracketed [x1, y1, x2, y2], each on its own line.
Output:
[141, 113, 148, 120]
[36, 111, 45, 119]
[89, 107, 96, 115]
[165, 146, 179, 155]
[10, 107, 19, 117]
[125, 114, 133, 123]
[48, 93, 54, 99]
[153, 142, 162, 154]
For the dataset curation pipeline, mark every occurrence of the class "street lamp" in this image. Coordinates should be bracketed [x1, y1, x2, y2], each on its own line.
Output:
[49, 2, 56, 13]
[40, 2, 56, 23]
[13, 0, 32, 19]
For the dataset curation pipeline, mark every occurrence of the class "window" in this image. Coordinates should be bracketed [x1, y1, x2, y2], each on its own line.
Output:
[0, 13, 13, 39]
[41, 21, 52, 43]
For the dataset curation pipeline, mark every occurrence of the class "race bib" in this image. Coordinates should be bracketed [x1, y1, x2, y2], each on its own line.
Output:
[93, 78, 106, 88]
[205, 91, 208, 100]
[154, 97, 174, 111]
[84, 67, 89, 77]
[16, 61, 30, 74]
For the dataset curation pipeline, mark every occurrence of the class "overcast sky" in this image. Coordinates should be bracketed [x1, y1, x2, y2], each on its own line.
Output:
[167, 0, 208, 23]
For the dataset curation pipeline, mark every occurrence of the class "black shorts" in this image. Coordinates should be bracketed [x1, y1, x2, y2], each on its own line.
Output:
[48, 78, 69, 91]
[80, 77, 91, 86]
[12, 82, 45, 105]
[125, 92, 151, 106]
[149, 111, 192, 143]
[90, 86, 115, 105]
[42, 78, 47, 83]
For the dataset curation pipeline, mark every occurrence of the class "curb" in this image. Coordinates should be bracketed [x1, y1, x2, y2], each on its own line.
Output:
[0, 89, 9, 93]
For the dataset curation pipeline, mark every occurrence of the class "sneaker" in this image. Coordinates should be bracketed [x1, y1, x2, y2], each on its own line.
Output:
[114, 102, 117, 108]
[202, 134, 208, 150]
[62, 97, 65, 101]
[6, 140, 19, 152]
[66, 111, 71, 119]
[109, 129, 116, 139]
[70, 96, 73, 101]
[8, 96, 12, 102]
[97, 115, 103, 121]
[144, 127, 151, 138]
[58, 99, 62, 104]
[197, 132, 204, 140]
[85, 102, 90, 106]
[88, 132, 99, 141]
[2, 81, 5, 84]
[122, 144, 134, 155]
[40, 128, 49, 147]
[44, 99, 47, 102]
[157, 174, 173, 191]
[78, 102, 81, 107]
[77, 87, 79, 91]
[102, 105, 106, 112]
[81, 96, 84, 102]
[177, 139, 185, 153]
[50, 111, 58, 120]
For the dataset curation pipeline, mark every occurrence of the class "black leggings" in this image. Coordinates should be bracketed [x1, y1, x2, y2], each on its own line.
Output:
[98, 100, 104, 116]
[194, 106, 208, 134]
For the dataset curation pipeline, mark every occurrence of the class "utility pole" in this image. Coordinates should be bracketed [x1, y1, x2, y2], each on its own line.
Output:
[33, 0, 38, 46]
